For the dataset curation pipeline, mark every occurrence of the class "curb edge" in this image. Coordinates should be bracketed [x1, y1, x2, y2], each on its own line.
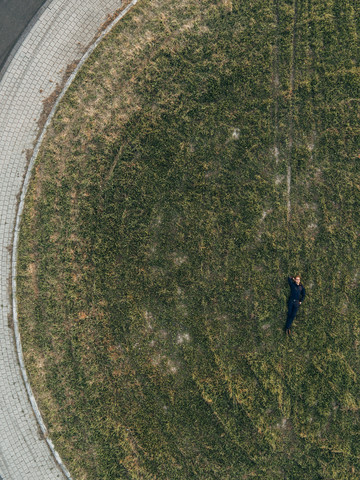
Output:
[10, 1, 139, 478]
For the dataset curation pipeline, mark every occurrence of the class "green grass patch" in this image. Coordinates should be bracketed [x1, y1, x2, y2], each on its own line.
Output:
[17, 0, 360, 478]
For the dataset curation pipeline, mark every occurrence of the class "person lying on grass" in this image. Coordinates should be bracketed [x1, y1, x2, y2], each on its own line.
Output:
[285, 275, 306, 335]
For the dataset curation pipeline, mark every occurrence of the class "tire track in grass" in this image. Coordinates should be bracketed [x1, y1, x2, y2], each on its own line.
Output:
[287, 0, 298, 224]
[272, 0, 280, 169]
[272, 0, 290, 280]
[273, 0, 297, 263]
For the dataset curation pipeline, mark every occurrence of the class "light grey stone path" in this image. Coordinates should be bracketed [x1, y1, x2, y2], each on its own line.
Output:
[0, 1, 125, 478]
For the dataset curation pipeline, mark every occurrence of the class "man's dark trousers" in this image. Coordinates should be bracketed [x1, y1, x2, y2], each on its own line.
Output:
[286, 299, 300, 330]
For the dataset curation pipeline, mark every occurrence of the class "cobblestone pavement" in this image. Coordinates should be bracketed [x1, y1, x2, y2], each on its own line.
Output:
[0, 1, 123, 478]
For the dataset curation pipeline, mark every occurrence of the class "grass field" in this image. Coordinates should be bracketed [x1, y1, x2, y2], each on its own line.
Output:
[17, 0, 360, 478]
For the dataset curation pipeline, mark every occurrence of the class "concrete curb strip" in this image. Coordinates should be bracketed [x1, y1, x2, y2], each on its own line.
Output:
[12, 2, 140, 477]
[0, 0, 138, 478]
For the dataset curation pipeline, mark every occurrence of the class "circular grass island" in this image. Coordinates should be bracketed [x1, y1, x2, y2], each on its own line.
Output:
[17, 0, 360, 478]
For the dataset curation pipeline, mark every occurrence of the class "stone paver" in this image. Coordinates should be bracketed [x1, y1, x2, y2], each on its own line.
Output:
[0, 1, 126, 478]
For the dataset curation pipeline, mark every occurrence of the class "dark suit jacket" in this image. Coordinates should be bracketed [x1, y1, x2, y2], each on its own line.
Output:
[288, 277, 306, 303]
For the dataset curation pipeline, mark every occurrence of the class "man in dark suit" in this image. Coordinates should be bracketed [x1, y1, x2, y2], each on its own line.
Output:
[285, 275, 305, 335]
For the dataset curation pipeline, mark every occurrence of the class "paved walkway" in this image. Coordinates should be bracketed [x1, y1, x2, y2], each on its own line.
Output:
[0, 1, 124, 478]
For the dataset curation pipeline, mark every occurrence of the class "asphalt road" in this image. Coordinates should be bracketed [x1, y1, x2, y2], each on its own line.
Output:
[0, 0, 47, 70]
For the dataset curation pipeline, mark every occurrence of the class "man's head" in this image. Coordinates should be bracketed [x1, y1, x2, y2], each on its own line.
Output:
[295, 275, 301, 285]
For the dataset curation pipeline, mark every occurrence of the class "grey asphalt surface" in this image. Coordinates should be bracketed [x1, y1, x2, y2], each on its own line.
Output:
[0, 0, 47, 70]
